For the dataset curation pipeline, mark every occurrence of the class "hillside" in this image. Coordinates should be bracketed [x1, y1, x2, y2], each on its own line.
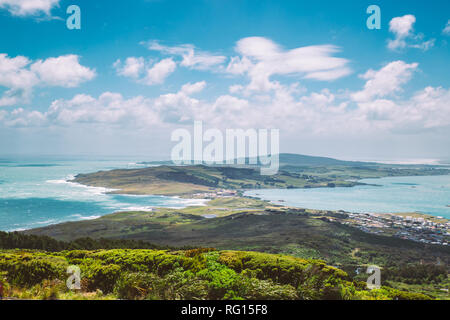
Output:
[73, 164, 360, 196]
[26, 200, 450, 269]
[72, 160, 450, 197]
[0, 248, 431, 300]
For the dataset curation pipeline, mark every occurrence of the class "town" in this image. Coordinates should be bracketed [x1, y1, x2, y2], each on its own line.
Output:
[191, 189, 450, 246]
[325, 210, 450, 246]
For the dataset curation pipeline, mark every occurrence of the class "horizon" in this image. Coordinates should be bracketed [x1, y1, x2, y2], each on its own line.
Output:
[0, 152, 449, 166]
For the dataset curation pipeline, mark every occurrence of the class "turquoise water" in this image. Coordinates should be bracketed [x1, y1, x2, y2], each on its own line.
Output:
[245, 175, 450, 219]
[0, 157, 206, 231]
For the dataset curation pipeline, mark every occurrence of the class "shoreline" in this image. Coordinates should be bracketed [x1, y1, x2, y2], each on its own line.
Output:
[244, 174, 450, 220]
[7, 164, 450, 233]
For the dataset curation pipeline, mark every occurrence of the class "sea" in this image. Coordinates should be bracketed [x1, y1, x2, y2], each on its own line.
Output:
[245, 175, 450, 219]
[1, 156, 449, 232]
[0, 156, 206, 232]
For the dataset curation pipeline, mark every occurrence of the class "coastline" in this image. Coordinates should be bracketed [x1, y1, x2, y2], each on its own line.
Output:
[244, 174, 450, 220]
[6, 161, 450, 233]
[20, 172, 450, 247]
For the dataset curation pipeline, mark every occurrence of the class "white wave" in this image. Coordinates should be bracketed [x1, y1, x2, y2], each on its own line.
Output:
[46, 174, 118, 196]
[121, 206, 153, 212]
[78, 215, 101, 220]
[46, 179, 68, 184]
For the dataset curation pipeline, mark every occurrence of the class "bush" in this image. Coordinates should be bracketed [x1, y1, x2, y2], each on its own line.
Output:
[114, 272, 157, 300]
[0, 252, 68, 286]
[85, 263, 121, 293]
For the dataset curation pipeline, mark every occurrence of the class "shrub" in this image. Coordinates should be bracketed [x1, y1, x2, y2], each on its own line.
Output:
[0, 252, 68, 286]
[85, 263, 121, 293]
[114, 272, 157, 300]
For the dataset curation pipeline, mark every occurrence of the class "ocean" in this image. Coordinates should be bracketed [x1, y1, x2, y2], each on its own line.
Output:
[1, 157, 449, 232]
[245, 175, 450, 219]
[0, 156, 206, 231]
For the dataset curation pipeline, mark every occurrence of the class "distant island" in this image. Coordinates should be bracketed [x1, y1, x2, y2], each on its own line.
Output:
[72, 153, 450, 197]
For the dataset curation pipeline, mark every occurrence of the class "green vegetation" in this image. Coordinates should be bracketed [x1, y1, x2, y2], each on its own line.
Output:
[73, 164, 365, 196]
[0, 231, 183, 252]
[13, 158, 450, 300]
[0, 248, 432, 300]
[26, 205, 449, 268]
[87, 154, 450, 196]
[23, 201, 449, 300]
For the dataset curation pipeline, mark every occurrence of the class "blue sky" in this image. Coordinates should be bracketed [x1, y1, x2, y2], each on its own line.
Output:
[0, 0, 449, 161]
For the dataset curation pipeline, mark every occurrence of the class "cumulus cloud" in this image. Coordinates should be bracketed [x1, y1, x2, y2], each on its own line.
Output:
[114, 57, 176, 85]
[0, 81, 208, 128]
[226, 37, 351, 93]
[0, 53, 95, 106]
[387, 15, 435, 51]
[46, 92, 160, 127]
[113, 57, 145, 79]
[31, 55, 96, 88]
[355, 86, 450, 134]
[142, 58, 176, 85]
[181, 81, 206, 95]
[0, 54, 37, 105]
[147, 41, 226, 70]
[2, 67, 450, 150]
[351, 61, 418, 102]
[0, 0, 60, 16]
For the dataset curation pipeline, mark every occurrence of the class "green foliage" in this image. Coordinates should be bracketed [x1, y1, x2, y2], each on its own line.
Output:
[0, 248, 435, 300]
[0, 251, 68, 286]
[218, 251, 347, 296]
[383, 264, 447, 284]
[84, 263, 121, 293]
[197, 252, 240, 299]
[0, 231, 173, 252]
[113, 272, 157, 299]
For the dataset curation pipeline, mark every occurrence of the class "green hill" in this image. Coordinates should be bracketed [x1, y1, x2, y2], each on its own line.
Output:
[0, 248, 431, 300]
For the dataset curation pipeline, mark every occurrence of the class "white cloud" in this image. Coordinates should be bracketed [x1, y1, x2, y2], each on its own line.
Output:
[2, 70, 450, 154]
[351, 61, 418, 102]
[3, 107, 46, 127]
[443, 20, 450, 35]
[229, 84, 244, 94]
[0, 0, 59, 16]
[0, 53, 95, 106]
[0, 54, 37, 89]
[31, 55, 96, 88]
[46, 92, 159, 127]
[3, 81, 207, 128]
[354, 86, 450, 134]
[114, 57, 176, 86]
[226, 56, 252, 75]
[181, 81, 206, 95]
[387, 15, 434, 51]
[226, 37, 351, 93]
[142, 58, 176, 85]
[113, 57, 145, 79]
[390, 15, 416, 38]
[147, 41, 226, 70]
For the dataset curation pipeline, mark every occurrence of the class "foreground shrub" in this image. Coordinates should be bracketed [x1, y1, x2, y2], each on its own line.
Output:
[0, 252, 68, 286]
[114, 272, 157, 300]
[85, 263, 121, 293]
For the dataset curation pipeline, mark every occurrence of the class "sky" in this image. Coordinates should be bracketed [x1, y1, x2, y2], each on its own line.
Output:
[0, 0, 449, 161]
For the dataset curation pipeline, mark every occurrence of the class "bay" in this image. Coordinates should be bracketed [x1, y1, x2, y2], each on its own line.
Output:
[245, 175, 450, 219]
